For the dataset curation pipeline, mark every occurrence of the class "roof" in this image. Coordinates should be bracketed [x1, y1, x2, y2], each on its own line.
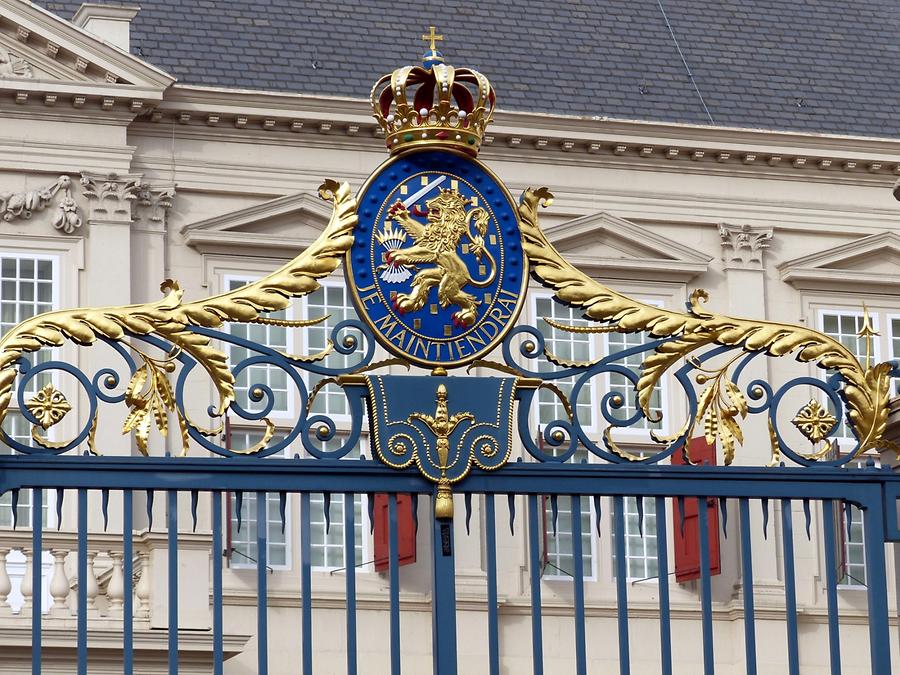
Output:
[34, 0, 900, 138]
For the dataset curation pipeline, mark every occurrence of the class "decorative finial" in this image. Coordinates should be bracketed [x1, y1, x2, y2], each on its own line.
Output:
[857, 303, 879, 369]
[421, 25, 444, 68]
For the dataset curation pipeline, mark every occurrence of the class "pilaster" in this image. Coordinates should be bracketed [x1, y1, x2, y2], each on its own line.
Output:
[718, 222, 783, 592]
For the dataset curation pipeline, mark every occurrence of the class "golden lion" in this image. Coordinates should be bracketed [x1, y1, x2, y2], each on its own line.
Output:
[386, 188, 495, 327]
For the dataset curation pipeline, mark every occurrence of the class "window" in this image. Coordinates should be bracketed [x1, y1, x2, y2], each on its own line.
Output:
[612, 497, 659, 580]
[607, 332, 663, 431]
[534, 296, 593, 427]
[1, 253, 57, 527]
[541, 448, 594, 579]
[308, 438, 366, 570]
[225, 276, 291, 414]
[227, 431, 289, 569]
[839, 503, 866, 588]
[820, 310, 878, 439]
[306, 284, 363, 416]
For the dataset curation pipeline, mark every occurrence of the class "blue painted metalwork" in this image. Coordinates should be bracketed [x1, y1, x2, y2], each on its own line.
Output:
[738, 498, 758, 675]
[343, 492, 358, 675]
[300, 492, 313, 675]
[654, 496, 673, 675]
[781, 499, 800, 675]
[1, 306, 899, 674]
[257, 490, 269, 675]
[388, 493, 401, 675]
[570, 495, 587, 675]
[212, 491, 224, 675]
[612, 495, 630, 675]
[484, 494, 500, 675]
[123, 489, 134, 675]
[31, 487, 41, 675]
[77, 488, 87, 675]
[697, 497, 714, 675]
[431, 503, 458, 675]
[167, 490, 178, 675]
[861, 497, 893, 673]
[526, 494, 544, 675]
[821, 499, 841, 675]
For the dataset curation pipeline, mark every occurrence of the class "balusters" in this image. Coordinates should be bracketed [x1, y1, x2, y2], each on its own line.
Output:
[19, 549, 32, 613]
[135, 551, 152, 618]
[0, 548, 11, 613]
[107, 551, 125, 617]
[49, 549, 70, 616]
[84, 551, 99, 612]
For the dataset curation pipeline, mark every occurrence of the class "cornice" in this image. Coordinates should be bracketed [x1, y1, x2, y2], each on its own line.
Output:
[183, 230, 315, 258]
[180, 191, 331, 235]
[144, 85, 900, 186]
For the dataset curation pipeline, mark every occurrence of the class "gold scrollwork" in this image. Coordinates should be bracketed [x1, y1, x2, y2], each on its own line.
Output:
[0, 180, 357, 454]
[518, 187, 894, 462]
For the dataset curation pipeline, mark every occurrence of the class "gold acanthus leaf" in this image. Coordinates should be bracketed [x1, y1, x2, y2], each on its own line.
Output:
[0, 180, 357, 445]
[518, 187, 892, 461]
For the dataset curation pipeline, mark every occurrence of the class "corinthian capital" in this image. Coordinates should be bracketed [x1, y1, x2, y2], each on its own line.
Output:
[719, 222, 773, 270]
[80, 172, 143, 222]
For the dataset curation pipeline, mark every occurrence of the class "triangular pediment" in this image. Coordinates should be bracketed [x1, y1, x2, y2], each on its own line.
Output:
[0, 0, 172, 98]
[182, 192, 333, 258]
[544, 212, 712, 282]
[780, 231, 900, 293]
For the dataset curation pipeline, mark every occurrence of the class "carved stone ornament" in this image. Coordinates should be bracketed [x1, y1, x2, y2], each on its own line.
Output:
[137, 184, 176, 224]
[80, 172, 143, 220]
[0, 46, 33, 79]
[719, 222, 773, 269]
[0, 175, 82, 233]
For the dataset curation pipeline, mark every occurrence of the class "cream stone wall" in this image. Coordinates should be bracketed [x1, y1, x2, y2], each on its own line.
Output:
[0, 1, 899, 672]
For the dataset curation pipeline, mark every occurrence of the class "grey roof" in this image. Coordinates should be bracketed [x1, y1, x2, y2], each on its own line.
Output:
[36, 0, 900, 138]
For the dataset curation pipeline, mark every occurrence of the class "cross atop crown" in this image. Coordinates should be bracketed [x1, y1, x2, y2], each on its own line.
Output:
[422, 26, 443, 51]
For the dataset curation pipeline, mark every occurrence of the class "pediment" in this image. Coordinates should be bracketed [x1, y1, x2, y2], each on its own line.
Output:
[779, 231, 900, 293]
[0, 0, 172, 98]
[543, 212, 712, 282]
[182, 192, 333, 258]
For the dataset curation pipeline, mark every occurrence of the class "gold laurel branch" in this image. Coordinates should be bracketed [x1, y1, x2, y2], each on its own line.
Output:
[542, 348, 600, 370]
[602, 426, 644, 462]
[537, 382, 574, 422]
[542, 316, 620, 334]
[0, 180, 357, 445]
[350, 357, 411, 375]
[518, 186, 892, 461]
[247, 314, 330, 327]
[466, 360, 526, 377]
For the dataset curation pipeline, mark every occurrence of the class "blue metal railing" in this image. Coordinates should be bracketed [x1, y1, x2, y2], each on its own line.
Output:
[0, 455, 896, 674]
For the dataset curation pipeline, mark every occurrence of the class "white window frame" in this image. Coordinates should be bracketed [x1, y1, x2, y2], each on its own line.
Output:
[540, 491, 598, 582]
[603, 298, 668, 439]
[614, 495, 660, 582]
[222, 273, 297, 422]
[530, 292, 598, 434]
[817, 308, 881, 445]
[228, 489, 293, 572]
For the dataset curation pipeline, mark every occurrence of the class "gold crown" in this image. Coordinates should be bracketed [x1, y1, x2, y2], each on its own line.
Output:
[371, 27, 495, 157]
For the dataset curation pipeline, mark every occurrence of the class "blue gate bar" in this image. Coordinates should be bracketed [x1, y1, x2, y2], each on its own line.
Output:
[781, 499, 800, 675]
[257, 491, 269, 675]
[697, 497, 714, 675]
[485, 494, 500, 675]
[861, 496, 893, 673]
[388, 493, 401, 675]
[31, 487, 42, 675]
[820, 500, 841, 675]
[654, 497, 672, 675]
[738, 498, 758, 675]
[344, 492, 358, 675]
[212, 491, 224, 675]
[526, 494, 544, 675]
[77, 488, 87, 675]
[612, 495, 630, 675]
[123, 489, 134, 675]
[431, 496, 458, 675]
[167, 489, 178, 675]
[570, 495, 587, 675]
[300, 492, 313, 675]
